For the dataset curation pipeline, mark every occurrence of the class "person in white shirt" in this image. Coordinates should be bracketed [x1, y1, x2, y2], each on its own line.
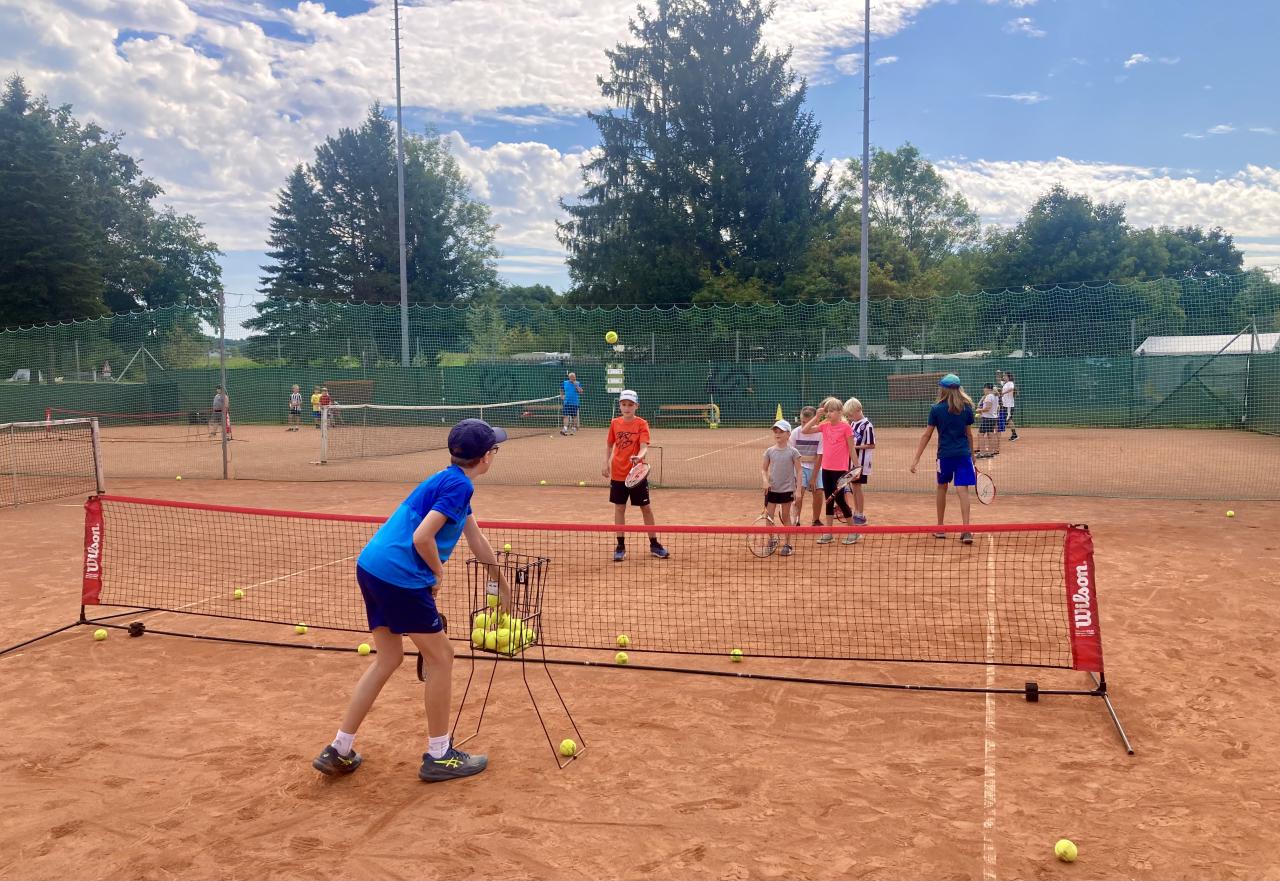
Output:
[976, 383, 1000, 458]
[1001, 370, 1019, 441]
[788, 406, 824, 527]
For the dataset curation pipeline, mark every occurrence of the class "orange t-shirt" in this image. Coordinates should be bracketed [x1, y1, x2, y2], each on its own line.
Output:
[607, 416, 650, 480]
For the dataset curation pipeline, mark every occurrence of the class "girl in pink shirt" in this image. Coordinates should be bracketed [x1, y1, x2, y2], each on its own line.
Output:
[801, 397, 857, 544]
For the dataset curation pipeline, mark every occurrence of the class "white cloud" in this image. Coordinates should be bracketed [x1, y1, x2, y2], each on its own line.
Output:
[1249, 127, 1276, 135]
[834, 53, 862, 76]
[985, 92, 1049, 104]
[1183, 132, 1206, 140]
[1158, 56, 1180, 65]
[1123, 53, 1150, 68]
[1208, 124, 1236, 135]
[984, 0, 1038, 6]
[875, 55, 899, 66]
[1003, 17, 1046, 37]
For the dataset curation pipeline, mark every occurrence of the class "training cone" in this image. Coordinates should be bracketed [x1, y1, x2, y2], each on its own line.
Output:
[775, 403, 784, 422]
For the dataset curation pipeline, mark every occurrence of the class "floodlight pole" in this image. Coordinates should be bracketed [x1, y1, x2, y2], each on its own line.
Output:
[219, 287, 228, 479]
[857, 0, 871, 360]
[394, 0, 410, 366]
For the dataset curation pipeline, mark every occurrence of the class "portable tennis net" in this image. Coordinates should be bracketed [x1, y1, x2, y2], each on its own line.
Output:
[80, 495, 1130, 750]
[1, 418, 103, 507]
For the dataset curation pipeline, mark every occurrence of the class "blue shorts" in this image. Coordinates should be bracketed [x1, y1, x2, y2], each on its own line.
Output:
[562, 403, 579, 416]
[800, 463, 819, 490]
[356, 565, 444, 634]
[937, 455, 977, 487]
[997, 409, 1007, 432]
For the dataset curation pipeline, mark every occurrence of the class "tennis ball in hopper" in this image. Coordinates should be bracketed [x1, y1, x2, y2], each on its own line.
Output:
[615, 651, 629, 664]
[487, 593, 500, 608]
[730, 648, 744, 662]
[559, 738, 578, 757]
[496, 628, 511, 648]
[357, 643, 371, 656]
[93, 628, 108, 641]
[1226, 510, 1235, 518]
[605, 330, 618, 344]
[233, 588, 244, 599]
[524, 628, 537, 645]
[616, 634, 630, 648]
[471, 628, 486, 648]
[484, 631, 498, 651]
[1054, 839, 1078, 862]
[294, 623, 307, 635]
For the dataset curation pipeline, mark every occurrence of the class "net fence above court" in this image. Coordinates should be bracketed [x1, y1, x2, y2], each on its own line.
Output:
[320, 396, 561, 462]
[1, 418, 103, 507]
[82, 495, 1104, 675]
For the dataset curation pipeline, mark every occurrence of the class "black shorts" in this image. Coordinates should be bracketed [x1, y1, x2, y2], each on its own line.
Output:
[609, 478, 650, 506]
[979, 417, 997, 434]
[765, 490, 795, 505]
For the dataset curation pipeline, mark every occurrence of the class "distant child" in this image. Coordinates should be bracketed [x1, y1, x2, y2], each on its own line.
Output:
[842, 397, 875, 524]
[560, 371, 583, 436]
[800, 397, 857, 545]
[994, 370, 1007, 436]
[602, 390, 669, 562]
[288, 384, 303, 431]
[909, 373, 976, 545]
[789, 405, 824, 527]
[1001, 370, 1019, 441]
[761, 419, 804, 556]
[312, 418, 512, 782]
[976, 383, 999, 457]
[311, 386, 322, 429]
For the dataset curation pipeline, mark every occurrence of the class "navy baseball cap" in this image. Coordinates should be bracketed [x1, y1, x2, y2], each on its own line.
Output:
[939, 373, 962, 388]
[448, 418, 508, 458]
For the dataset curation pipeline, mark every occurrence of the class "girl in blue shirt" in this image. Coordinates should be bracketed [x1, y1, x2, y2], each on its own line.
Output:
[909, 374, 977, 545]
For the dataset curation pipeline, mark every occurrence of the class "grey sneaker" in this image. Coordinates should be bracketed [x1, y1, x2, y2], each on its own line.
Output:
[613, 548, 626, 563]
[841, 533, 860, 545]
[312, 745, 362, 777]
[816, 534, 834, 544]
[932, 531, 946, 539]
[779, 544, 794, 556]
[419, 747, 487, 782]
[960, 532, 974, 545]
[650, 543, 670, 559]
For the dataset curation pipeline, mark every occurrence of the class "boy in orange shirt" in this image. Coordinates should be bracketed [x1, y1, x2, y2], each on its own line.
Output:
[601, 390, 670, 562]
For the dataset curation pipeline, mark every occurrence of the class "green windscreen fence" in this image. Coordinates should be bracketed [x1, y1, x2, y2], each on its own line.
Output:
[2, 272, 1278, 498]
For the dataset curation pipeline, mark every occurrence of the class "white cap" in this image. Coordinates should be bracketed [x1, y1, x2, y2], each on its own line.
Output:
[773, 419, 792, 432]
[619, 390, 638, 403]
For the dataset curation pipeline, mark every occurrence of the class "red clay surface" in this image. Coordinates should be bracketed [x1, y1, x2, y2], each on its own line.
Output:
[2, 478, 1279, 880]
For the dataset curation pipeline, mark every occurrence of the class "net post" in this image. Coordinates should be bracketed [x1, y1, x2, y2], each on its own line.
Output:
[319, 407, 329, 463]
[90, 418, 105, 494]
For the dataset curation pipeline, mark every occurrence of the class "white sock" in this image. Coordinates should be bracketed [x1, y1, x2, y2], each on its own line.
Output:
[331, 730, 355, 756]
[428, 734, 451, 759]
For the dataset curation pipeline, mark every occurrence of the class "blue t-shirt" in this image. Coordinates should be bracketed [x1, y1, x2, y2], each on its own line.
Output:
[928, 401, 975, 459]
[562, 379, 581, 406]
[357, 465, 473, 588]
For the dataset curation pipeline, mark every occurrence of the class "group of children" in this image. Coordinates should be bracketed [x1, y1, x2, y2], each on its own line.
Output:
[975, 369, 1019, 458]
[282, 385, 333, 431]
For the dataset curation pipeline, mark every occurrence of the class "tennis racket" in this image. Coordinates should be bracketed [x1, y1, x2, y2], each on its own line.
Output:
[975, 470, 996, 505]
[822, 467, 860, 526]
[748, 493, 776, 558]
[624, 459, 650, 488]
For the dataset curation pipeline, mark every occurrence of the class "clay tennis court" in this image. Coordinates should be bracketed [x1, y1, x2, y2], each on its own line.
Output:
[3, 474, 1279, 880]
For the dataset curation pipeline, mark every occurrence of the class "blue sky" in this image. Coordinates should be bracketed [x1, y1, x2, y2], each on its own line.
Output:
[2, 0, 1277, 332]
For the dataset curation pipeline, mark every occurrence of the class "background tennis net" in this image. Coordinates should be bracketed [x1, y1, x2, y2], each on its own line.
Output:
[1, 418, 103, 507]
[83, 496, 1103, 675]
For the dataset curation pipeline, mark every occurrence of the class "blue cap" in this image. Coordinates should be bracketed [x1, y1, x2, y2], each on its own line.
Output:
[448, 418, 508, 459]
[939, 373, 962, 388]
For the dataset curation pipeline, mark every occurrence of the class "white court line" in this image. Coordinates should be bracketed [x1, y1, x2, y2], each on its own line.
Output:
[983, 537, 998, 881]
[166, 553, 359, 615]
[683, 434, 771, 461]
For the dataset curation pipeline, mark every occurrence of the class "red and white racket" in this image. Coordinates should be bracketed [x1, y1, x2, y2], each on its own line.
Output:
[624, 460, 650, 488]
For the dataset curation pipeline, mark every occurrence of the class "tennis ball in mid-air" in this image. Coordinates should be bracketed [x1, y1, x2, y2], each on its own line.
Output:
[294, 623, 307, 635]
[605, 330, 619, 344]
[730, 648, 744, 662]
[503, 542, 512, 551]
[559, 738, 578, 757]
[1226, 510, 1236, 518]
[233, 588, 244, 600]
[616, 634, 630, 648]
[1054, 839, 1078, 862]
[615, 651, 629, 664]
[471, 627, 486, 648]
[93, 628, 108, 641]
[357, 643, 371, 656]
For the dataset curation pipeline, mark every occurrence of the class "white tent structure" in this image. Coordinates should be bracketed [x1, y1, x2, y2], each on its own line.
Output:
[1135, 333, 1280, 356]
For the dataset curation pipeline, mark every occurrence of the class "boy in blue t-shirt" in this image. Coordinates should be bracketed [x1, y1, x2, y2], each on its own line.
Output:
[560, 371, 583, 435]
[313, 418, 512, 782]
[909, 373, 977, 545]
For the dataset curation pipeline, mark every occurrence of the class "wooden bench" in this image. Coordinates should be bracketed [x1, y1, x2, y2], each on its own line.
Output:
[654, 403, 720, 427]
[520, 402, 562, 423]
[887, 372, 946, 401]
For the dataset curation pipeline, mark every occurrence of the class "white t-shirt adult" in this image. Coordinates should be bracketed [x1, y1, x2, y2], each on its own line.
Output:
[979, 392, 999, 419]
[1001, 380, 1016, 410]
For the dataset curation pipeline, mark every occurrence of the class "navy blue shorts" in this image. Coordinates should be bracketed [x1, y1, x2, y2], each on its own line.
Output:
[937, 455, 977, 487]
[562, 403, 579, 416]
[356, 566, 444, 634]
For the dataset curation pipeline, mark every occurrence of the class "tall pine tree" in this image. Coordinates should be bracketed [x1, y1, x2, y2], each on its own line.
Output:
[559, 0, 829, 305]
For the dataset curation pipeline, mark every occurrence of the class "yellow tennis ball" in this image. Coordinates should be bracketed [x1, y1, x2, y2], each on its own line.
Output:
[93, 628, 108, 641]
[502, 542, 512, 551]
[471, 627, 486, 647]
[175, 475, 182, 480]
[578, 480, 586, 487]
[605, 330, 618, 344]
[539, 479, 547, 485]
[1054, 839, 1078, 862]
[730, 648, 744, 662]
[484, 631, 498, 651]
[1226, 510, 1235, 518]
[525, 628, 537, 645]
[294, 623, 307, 635]
[487, 593, 500, 608]
[615, 651, 629, 664]
[559, 738, 578, 757]
[616, 634, 630, 648]
[232, 588, 244, 600]
[499, 612, 511, 627]
[357, 643, 371, 656]
[496, 627, 511, 648]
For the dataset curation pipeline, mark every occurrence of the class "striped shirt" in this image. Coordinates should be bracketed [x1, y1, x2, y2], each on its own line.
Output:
[850, 416, 876, 476]
[789, 426, 823, 461]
